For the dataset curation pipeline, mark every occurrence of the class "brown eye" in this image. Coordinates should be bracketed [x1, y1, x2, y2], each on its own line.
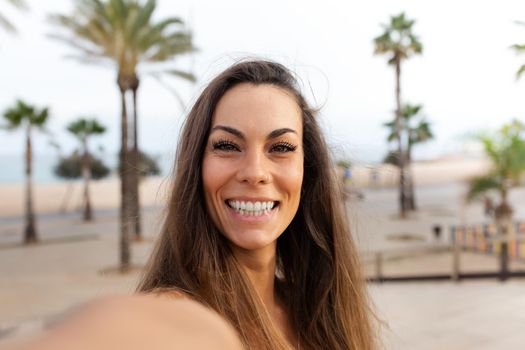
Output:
[212, 140, 240, 152]
[271, 142, 297, 153]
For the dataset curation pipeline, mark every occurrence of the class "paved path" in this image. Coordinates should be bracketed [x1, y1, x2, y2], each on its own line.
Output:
[371, 280, 525, 350]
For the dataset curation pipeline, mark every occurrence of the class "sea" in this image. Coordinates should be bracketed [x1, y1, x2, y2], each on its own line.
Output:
[0, 153, 173, 184]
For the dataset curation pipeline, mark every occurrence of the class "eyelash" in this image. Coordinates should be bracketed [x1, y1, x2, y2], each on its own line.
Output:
[211, 140, 298, 153]
[212, 140, 239, 152]
[271, 141, 297, 153]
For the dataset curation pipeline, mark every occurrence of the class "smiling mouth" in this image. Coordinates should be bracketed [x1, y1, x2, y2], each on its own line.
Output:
[225, 199, 279, 216]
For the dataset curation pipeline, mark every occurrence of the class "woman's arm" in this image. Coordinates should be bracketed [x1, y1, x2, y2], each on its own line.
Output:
[2, 294, 243, 350]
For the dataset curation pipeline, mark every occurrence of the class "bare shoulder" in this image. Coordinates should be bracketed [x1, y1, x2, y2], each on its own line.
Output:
[147, 287, 193, 301]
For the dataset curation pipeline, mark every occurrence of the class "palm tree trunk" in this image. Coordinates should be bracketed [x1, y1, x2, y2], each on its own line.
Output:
[406, 141, 416, 210]
[495, 188, 513, 235]
[59, 181, 75, 213]
[131, 75, 142, 241]
[118, 74, 132, 272]
[395, 58, 408, 218]
[24, 125, 37, 243]
[82, 138, 93, 221]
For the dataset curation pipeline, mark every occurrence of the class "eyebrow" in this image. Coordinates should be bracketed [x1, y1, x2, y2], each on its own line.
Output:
[211, 125, 297, 140]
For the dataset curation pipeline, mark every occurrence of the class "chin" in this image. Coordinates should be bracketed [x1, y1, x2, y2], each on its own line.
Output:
[225, 229, 279, 252]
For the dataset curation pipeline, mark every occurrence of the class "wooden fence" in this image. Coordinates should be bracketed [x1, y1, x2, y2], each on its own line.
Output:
[366, 220, 525, 283]
[452, 221, 525, 261]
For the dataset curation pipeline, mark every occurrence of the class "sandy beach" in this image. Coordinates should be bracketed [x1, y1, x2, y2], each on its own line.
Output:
[1, 157, 525, 349]
[0, 176, 171, 218]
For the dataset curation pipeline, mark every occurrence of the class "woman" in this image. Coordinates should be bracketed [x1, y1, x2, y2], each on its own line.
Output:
[137, 60, 377, 349]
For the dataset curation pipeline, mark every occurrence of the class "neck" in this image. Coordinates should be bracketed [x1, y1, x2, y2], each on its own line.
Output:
[233, 243, 277, 306]
[233, 244, 296, 347]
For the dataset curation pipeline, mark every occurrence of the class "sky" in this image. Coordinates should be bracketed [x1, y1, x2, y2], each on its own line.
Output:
[2, 0, 525, 164]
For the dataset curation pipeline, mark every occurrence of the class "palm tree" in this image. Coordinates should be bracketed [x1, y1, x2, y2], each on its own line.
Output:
[0, 0, 27, 33]
[129, 71, 195, 242]
[55, 151, 110, 181]
[374, 12, 422, 218]
[384, 103, 434, 210]
[511, 21, 525, 79]
[2, 100, 49, 243]
[67, 118, 106, 221]
[467, 120, 525, 233]
[50, 0, 195, 270]
[54, 150, 110, 214]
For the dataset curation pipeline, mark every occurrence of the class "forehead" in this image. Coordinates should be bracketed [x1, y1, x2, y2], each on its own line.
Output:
[211, 83, 303, 135]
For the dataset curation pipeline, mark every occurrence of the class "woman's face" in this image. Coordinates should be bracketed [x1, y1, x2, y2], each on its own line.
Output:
[202, 83, 304, 254]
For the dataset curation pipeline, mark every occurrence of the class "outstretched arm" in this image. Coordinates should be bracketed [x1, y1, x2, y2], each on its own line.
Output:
[2, 294, 243, 350]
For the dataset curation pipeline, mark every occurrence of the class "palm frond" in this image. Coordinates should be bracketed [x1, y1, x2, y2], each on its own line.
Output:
[0, 12, 16, 32]
[402, 103, 422, 119]
[68, 117, 106, 137]
[470, 120, 525, 199]
[511, 44, 525, 52]
[466, 174, 501, 202]
[110, 0, 128, 25]
[6, 0, 28, 9]
[374, 12, 422, 61]
[0, 0, 28, 33]
[129, 0, 155, 39]
[516, 64, 525, 80]
[32, 107, 50, 127]
[47, 33, 107, 56]
[408, 34, 423, 54]
[3, 106, 23, 127]
[409, 120, 433, 145]
[2, 100, 49, 130]
[49, 0, 196, 96]
[163, 69, 196, 83]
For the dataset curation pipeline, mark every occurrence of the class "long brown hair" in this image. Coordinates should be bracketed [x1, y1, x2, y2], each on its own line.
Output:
[137, 60, 377, 349]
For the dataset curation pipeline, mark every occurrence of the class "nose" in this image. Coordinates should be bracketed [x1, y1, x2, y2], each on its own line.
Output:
[236, 149, 271, 185]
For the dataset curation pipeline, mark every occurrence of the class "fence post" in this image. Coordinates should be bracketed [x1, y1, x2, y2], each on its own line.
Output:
[451, 226, 460, 281]
[499, 240, 509, 282]
[375, 253, 383, 282]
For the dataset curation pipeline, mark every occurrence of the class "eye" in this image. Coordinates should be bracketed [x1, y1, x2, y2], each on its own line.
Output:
[212, 140, 240, 152]
[270, 141, 297, 153]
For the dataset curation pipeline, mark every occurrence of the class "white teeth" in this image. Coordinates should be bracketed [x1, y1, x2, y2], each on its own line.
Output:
[227, 200, 277, 216]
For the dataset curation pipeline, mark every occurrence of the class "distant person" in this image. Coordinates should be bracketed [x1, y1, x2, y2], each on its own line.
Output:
[370, 166, 380, 187]
[483, 195, 493, 218]
[6, 60, 378, 350]
[343, 166, 352, 183]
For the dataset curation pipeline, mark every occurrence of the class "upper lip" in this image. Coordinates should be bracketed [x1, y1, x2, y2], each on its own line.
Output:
[226, 197, 279, 202]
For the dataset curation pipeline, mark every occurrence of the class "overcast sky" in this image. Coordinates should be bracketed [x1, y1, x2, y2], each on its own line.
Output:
[2, 0, 525, 163]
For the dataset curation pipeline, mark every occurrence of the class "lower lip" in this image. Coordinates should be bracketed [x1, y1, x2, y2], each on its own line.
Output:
[226, 205, 277, 223]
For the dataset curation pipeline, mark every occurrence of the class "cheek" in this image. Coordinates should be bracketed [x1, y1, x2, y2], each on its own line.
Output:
[294, 168, 304, 199]
[202, 157, 225, 231]
[202, 157, 219, 208]
[202, 156, 233, 207]
[282, 158, 304, 201]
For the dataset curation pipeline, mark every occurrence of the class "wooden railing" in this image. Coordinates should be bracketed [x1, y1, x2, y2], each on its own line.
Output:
[364, 221, 525, 283]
